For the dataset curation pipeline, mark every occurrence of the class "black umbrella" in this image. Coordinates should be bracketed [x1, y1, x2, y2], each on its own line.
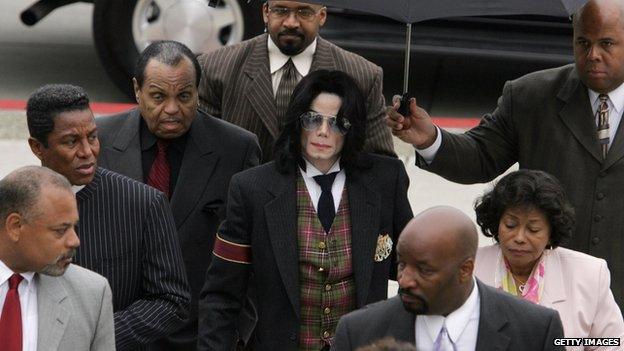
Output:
[308, 0, 587, 111]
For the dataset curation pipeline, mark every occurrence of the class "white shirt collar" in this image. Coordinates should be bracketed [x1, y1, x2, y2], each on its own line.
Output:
[72, 185, 85, 194]
[588, 82, 624, 115]
[268, 36, 317, 76]
[300, 157, 341, 177]
[420, 278, 480, 344]
[0, 259, 35, 286]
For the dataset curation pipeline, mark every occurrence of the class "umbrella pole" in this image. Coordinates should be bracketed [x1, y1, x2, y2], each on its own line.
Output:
[403, 23, 412, 94]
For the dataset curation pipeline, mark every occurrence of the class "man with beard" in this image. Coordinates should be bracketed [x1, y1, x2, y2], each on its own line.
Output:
[198, 1, 394, 162]
[0, 166, 115, 351]
[332, 207, 565, 351]
[26, 84, 190, 351]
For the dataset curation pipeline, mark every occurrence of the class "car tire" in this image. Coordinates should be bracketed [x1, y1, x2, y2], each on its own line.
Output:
[92, 0, 264, 98]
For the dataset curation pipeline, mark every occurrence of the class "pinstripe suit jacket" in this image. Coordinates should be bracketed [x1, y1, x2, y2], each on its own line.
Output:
[75, 168, 190, 351]
[198, 33, 395, 162]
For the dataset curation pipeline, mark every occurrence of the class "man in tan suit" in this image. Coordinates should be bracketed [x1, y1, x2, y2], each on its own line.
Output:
[198, 1, 395, 162]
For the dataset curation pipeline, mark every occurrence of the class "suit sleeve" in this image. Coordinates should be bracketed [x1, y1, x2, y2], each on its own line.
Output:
[542, 309, 565, 351]
[243, 135, 261, 171]
[363, 66, 396, 158]
[198, 53, 224, 117]
[198, 175, 252, 351]
[331, 316, 354, 351]
[113, 192, 191, 350]
[417, 80, 519, 183]
[587, 260, 624, 349]
[390, 161, 413, 279]
[92, 280, 116, 351]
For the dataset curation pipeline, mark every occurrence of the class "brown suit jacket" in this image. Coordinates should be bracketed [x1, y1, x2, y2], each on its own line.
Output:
[416, 64, 624, 308]
[198, 33, 395, 162]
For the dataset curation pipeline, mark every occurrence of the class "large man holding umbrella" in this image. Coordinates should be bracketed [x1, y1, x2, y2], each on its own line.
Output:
[197, 1, 395, 162]
[388, 0, 624, 307]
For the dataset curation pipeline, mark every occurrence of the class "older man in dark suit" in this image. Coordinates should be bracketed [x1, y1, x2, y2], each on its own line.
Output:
[387, 0, 624, 307]
[198, 1, 395, 162]
[96, 40, 261, 351]
[198, 70, 412, 350]
[332, 207, 565, 351]
[26, 84, 190, 351]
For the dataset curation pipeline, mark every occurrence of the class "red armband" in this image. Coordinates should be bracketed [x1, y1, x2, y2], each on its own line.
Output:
[213, 234, 251, 264]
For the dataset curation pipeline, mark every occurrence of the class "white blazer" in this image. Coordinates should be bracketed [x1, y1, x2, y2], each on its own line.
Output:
[475, 245, 624, 351]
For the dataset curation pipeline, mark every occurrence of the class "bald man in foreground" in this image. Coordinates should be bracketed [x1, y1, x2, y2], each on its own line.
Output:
[332, 207, 565, 351]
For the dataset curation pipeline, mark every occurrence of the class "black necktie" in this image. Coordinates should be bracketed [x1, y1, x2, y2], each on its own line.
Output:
[313, 172, 338, 233]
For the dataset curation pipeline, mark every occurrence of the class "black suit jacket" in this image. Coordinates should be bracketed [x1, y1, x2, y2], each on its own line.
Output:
[331, 280, 565, 350]
[415, 64, 624, 306]
[76, 168, 190, 351]
[97, 108, 261, 350]
[197, 154, 413, 351]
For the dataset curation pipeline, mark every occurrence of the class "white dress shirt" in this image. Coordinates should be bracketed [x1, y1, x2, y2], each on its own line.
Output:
[299, 158, 346, 213]
[416, 82, 624, 163]
[0, 260, 38, 351]
[268, 36, 317, 95]
[415, 279, 480, 351]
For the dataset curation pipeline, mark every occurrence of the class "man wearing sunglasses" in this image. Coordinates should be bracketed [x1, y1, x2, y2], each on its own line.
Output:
[198, 70, 413, 351]
[197, 1, 395, 163]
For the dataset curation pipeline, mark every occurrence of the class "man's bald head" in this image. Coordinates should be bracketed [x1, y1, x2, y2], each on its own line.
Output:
[396, 206, 478, 316]
[572, 0, 624, 93]
[400, 206, 478, 263]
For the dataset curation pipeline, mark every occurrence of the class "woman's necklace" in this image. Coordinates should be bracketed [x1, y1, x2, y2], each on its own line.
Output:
[512, 274, 528, 294]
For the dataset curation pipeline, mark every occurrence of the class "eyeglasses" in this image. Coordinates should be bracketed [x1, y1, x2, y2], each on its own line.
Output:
[300, 111, 351, 135]
[267, 6, 324, 20]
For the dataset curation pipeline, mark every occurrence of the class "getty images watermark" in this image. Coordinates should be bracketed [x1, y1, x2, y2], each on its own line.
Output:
[554, 338, 620, 347]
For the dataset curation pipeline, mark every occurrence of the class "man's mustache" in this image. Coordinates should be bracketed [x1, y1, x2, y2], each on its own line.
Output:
[278, 29, 304, 39]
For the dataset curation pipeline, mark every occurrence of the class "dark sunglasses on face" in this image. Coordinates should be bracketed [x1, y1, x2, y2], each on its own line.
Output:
[300, 111, 351, 135]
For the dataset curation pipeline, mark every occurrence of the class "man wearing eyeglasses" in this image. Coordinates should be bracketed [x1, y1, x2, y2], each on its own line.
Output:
[197, 70, 412, 351]
[197, 1, 395, 163]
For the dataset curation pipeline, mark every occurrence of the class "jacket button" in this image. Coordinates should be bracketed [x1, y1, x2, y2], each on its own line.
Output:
[596, 192, 605, 200]
[592, 236, 601, 245]
[319, 241, 326, 249]
[289, 332, 297, 341]
[324, 307, 331, 314]
[322, 331, 330, 338]
[594, 215, 602, 222]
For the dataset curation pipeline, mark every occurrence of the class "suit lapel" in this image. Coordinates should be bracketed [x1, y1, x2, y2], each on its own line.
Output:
[310, 37, 338, 72]
[387, 298, 416, 343]
[557, 71, 603, 163]
[541, 250, 567, 306]
[244, 34, 280, 139]
[475, 280, 510, 351]
[603, 108, 624, 170]
[170, 115, 218, 227]
[106, 108, 143, 181]
[36, 274, 70, 351]
[264, 170, 300, 316]
[347, 168, 381, 307]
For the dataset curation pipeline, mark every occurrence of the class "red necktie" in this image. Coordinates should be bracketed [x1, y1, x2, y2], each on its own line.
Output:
[0, 274, 24, 351]
[147, 139, 170, 198]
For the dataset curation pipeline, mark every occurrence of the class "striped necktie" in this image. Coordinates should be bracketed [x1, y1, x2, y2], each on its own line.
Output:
[147, 139, 171, 198]
[275, 59, 299, 123]
[597, 94, 610, 160]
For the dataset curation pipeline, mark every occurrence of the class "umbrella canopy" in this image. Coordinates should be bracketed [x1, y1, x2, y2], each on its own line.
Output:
[313, 0, 587, 23]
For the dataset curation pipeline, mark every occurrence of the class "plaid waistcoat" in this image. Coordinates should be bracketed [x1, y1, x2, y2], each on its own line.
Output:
[296, 174, 356, 350]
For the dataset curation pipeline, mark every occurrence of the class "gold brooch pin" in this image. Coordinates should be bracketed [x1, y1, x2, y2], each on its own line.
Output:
[374, 234, 393, 262]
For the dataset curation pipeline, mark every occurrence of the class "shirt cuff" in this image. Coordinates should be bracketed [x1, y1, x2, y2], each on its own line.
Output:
[414, 126, 442, 164]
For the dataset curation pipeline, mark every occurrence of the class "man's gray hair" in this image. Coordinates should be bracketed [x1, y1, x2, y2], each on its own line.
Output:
[0, 166, 72, 222]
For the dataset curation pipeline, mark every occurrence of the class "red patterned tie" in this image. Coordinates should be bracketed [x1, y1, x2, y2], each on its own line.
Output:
[0, 274, 24, 351]
[147, 139, 171, 198]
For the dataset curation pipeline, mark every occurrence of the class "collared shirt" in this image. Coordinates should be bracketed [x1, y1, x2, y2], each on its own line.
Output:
[588, 83, 624, 148]
[268, 36, 317, 95]
[139, 117, 188, 193]
[415, 279, 480, 351]
[0, 260, 37, 351]
[417, 81, 624, 163]
[299, 158, 346, 212]
[72, 185, 85, 194]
